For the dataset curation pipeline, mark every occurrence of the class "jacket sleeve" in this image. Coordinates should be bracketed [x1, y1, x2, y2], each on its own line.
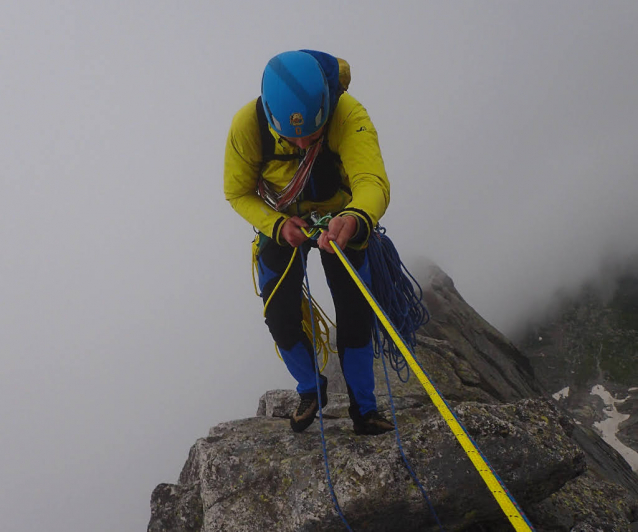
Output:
[223, 100, 288, 243]
[330, 94, 390, 244]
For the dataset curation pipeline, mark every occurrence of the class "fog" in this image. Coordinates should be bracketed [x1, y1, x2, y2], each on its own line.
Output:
[1, 2, 637, 531]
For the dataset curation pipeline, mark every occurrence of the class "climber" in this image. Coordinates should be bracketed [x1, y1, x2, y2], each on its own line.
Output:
[224, 50, 393, 435]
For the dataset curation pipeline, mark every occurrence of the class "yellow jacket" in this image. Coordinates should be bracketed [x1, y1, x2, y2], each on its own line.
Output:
[223, 92, 390, 246]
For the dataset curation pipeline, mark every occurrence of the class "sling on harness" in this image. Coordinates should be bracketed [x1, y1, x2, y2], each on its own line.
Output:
[256, 136, 325, 212]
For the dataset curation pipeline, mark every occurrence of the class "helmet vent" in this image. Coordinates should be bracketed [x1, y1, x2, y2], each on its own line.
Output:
[264, 101, 282, 131]
[315, 93, 326, 127]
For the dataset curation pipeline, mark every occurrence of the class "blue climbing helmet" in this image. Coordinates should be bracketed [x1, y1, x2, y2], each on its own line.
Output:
[261, 51, 330, 138]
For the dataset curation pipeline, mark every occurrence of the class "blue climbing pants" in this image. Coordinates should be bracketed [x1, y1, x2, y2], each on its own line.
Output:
[257, 236, 377, 416]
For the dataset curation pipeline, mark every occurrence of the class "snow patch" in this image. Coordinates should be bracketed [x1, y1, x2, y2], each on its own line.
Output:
[552, 386, 570, 400]
[629, 387, 638, 393]
[590, 384, 638, 471]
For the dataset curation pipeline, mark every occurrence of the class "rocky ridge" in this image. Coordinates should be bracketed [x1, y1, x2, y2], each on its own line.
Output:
[149, 265, 638, 531]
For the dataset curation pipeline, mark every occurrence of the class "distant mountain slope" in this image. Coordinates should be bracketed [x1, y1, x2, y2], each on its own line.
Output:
[520, 272, 638, 391]
[519, 265, 638, 473]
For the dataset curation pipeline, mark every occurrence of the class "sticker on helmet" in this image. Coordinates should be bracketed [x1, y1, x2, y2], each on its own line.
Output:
[290, 113, 304, 126]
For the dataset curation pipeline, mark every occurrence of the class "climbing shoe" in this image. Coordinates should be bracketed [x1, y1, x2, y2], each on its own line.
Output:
[290, 378, 328, 433]
[352, 410, 394, 435]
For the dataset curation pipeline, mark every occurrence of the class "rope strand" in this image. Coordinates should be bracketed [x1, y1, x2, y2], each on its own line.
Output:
[300, 250, 353, 531]
[376, 317, 445, 530]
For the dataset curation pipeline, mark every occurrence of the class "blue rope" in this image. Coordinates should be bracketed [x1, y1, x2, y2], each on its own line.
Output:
[376, 317, 445, 531]
[300, 251, 352, 531]
[367, 227, 430, 382]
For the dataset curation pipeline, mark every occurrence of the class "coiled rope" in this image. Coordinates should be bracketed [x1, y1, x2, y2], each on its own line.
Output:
[367, 227, 430, 382]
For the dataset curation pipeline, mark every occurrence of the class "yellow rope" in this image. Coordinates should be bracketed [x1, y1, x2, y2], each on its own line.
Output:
[254, 228, 534, 530]
[252, 233, 336, 371]
[301, 287, 337, 371]
[326, 235, 534, 532]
